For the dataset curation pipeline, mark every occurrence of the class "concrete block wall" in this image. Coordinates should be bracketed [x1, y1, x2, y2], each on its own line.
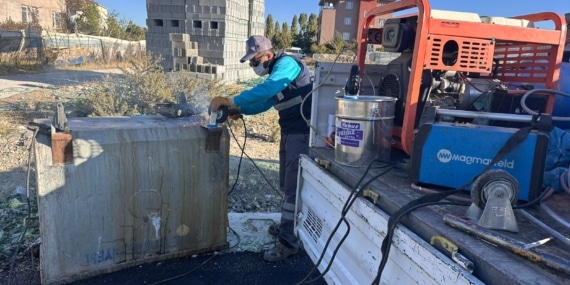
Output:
[147, 0, 265, 81]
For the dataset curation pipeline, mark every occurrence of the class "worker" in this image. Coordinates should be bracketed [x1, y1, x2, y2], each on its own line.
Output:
[209, 35, 312, 262]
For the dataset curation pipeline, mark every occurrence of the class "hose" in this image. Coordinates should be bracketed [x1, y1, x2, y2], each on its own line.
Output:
[410, 183, 472, 204]
[519, 209, 570, 248]
[559, 169, 570, 195]
[520, 89, 570, 121]
[539, 203, 570, 231]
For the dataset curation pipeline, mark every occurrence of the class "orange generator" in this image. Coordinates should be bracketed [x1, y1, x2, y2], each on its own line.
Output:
[355, 0, 567, 155]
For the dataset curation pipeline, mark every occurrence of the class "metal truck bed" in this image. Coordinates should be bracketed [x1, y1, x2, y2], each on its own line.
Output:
[300, 148, 570, 284]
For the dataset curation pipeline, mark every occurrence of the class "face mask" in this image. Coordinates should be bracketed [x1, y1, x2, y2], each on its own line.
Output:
[252, 63, 268, 76]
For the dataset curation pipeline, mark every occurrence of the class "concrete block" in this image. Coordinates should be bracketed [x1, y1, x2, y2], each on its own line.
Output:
[189, 56, 203, 64]
[212, 65, 225, 74]
[172, 41, 187, 49]
[185, 49, 199, 56]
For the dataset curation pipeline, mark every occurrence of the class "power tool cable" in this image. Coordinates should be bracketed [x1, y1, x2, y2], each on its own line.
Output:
[7, 127, 39, 285]
[371, 113, 549, 285]
[227, 117, 282, 198]
[296, 159, 393, 285]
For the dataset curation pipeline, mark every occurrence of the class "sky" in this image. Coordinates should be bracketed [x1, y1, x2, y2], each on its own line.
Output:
[94, 0, 568, 29]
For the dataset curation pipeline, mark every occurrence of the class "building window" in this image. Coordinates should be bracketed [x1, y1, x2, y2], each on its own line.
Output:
[52, 12, 59, 29]
[378, 19, 385, 27]
[193, 20, 202, 28]
[171, 20, 179, 27]
[22, 6, 29, 23]
[210, 21, 219, 29]
[153, 19, 163, 26]
[343, 32, 350, 40]
[346, 1, 353, 9]
[344, 17, 351, 25]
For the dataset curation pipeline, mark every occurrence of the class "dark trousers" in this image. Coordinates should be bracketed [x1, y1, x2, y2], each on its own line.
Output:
[278, 133, 309, 249]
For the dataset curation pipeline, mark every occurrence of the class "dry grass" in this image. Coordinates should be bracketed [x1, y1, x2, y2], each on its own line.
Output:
[0, 53, 282, 138]
[0, 53, 287, 263]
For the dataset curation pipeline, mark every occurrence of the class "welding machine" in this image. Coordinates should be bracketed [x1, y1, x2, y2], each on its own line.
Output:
[410, 122, 549, 202]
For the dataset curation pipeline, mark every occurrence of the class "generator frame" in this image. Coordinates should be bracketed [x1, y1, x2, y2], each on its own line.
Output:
[356, 0, 567, 155]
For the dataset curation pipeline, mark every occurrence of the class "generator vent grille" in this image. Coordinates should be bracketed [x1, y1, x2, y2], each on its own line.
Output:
[426, 35, 493, 73]
[303, 208, 323, 243]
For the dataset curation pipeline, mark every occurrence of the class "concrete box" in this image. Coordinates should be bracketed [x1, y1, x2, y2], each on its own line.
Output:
[34, 116, 229, 284]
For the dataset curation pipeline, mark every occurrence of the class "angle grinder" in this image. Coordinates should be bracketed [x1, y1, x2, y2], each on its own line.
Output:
[207, 105, 241, 127]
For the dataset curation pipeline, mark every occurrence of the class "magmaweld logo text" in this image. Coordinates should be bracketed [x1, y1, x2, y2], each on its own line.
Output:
[436, 149, 515, 169]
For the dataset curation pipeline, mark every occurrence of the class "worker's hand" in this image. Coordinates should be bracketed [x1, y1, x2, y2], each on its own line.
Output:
[228, 107, 242, 120]
[210, 96, 232, 113]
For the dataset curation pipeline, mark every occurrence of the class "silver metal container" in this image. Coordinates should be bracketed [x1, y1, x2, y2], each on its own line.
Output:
[34, 115, 229, 284]
[335, 96, 396, 167]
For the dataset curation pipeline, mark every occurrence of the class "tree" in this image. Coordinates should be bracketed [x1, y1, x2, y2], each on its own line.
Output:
[265, 14, 274, 40]
[264, 12, 320, 53]
[298, 13, 308, 35]
[65, 0, 88, 13]
[76, 2, 101, 35]
[280, 22, 292, 49]
[105, 12, 126, 39]
[290, 15, 298, 40]
[125, 21, 146, 41]
[305, 14, 319, 45]
[272, 21, 281, 49]
[326, 32, 346, 54]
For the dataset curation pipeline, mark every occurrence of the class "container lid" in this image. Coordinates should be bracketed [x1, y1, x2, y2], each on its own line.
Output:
[336, 95, 397, 102]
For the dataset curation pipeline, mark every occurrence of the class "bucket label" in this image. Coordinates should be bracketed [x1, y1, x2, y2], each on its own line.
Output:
[336, 119, 364, 148]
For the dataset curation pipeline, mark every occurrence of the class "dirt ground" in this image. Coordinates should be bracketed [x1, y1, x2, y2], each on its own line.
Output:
[0, 77, 281, 285]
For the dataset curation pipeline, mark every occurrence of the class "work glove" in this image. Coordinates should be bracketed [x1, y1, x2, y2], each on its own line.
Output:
[228, 107, 243, 120]
[210, 96, 232, 113]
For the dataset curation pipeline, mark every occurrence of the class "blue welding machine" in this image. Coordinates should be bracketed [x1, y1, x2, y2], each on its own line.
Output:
[410, 122, 549, 201]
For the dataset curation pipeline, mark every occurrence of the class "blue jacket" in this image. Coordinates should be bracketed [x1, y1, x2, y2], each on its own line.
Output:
[231, 51, 313, 134]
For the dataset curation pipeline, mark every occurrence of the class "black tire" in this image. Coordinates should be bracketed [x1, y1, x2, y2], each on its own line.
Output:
[471, 169, 519, 209]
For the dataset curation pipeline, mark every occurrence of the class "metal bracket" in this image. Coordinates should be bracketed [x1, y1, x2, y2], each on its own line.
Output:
[430, 235, 474, 273]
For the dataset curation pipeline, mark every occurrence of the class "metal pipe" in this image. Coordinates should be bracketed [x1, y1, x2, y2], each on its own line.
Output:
[443, 213, 570, 275]
[436, 109, 534, 122]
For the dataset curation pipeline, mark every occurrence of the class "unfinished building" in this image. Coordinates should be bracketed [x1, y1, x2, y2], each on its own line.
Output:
[146, 0, 265, 81]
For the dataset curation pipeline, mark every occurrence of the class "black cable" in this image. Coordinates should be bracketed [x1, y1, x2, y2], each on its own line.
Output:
[8, 127, 39, 285]
[512, 187, 552, 209]
[371, 201, 469, 285]
[227, 225, 241, 250]
[296, 159, 393, 285]
[228, 117, 246, 196]
[148, 253, 219, 285]
[371, 115, 539, 284]
[301, 166, 394, 285]
[228, 117, 282, 198]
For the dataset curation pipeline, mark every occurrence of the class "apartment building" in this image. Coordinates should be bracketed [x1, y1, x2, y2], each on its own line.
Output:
[0, 0, 65, 31]
[317, 0, 393, 44]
